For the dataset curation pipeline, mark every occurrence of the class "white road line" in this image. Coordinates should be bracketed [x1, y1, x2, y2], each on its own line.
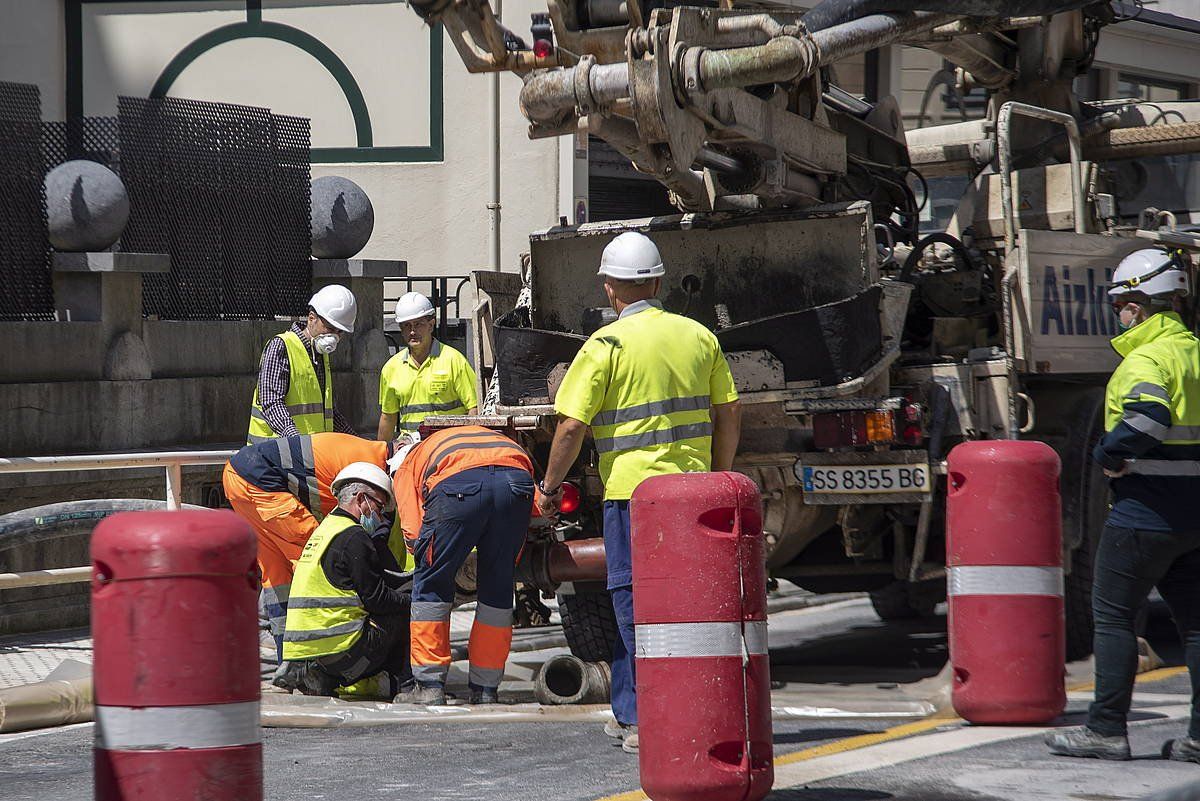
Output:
[0, 722, 92, 746]
[773, 704, 1190, 789]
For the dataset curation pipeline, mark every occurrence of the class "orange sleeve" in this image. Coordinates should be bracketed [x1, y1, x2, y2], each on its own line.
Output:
[394, 460, 424, 551]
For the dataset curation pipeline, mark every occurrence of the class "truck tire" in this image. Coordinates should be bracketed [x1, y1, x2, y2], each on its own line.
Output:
[869, 580, 937, 621]
[1061, 389, 1108, 662]
[558, 590, 620, 663]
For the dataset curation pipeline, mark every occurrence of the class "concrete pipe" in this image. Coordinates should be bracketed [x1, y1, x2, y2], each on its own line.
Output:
[535, 654, 612, 705]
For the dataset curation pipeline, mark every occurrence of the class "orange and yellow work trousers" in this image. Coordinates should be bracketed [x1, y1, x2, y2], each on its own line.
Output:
[409, 465, 534, 690]
[222, 463, 319, 658]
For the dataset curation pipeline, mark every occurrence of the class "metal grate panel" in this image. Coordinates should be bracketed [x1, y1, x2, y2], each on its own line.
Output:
[118, 96, 312, 320]
[0, 82, 53, 321]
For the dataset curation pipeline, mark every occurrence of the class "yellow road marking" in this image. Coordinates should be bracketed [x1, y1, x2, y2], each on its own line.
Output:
[592, 664, 1190, 801]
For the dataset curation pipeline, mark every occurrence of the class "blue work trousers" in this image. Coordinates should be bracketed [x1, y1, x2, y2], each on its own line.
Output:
[604, 500, 638, 726]
[411, 466, 534, 687]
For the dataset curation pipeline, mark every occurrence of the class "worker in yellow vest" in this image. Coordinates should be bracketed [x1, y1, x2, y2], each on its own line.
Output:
[537, 232, 742, 754]
[282, 462, 412, 698]
[376, 292, 478, 440]
[248, 285, 358, 445]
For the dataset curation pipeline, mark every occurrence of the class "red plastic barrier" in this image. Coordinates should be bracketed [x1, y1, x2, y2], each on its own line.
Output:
[631, 472, 772, 801]
[947, 440, 1066, 724]
[92, 510, 262, 800]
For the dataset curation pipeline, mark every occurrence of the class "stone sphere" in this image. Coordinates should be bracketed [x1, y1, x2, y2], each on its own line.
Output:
[311, 175, 374, 259]
[44, 160, 130, 252]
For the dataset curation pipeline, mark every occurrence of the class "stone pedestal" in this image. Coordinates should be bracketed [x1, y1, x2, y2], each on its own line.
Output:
[52, 252, 170, 380]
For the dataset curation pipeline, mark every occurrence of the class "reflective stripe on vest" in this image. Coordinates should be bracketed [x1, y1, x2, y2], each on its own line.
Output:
[277, 436, 324, 519]
[390, 342, 470, 432]
[282, 514, 365, 660]
[247, 330, 334, 445]
[419, 430, 529, 495]
[592, 395, 713, 454]
[1127, 459, 1200, 477]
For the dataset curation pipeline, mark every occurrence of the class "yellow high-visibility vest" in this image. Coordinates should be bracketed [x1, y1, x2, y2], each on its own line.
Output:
[247, 330, 334, 445]
[282, 514, 365, 660]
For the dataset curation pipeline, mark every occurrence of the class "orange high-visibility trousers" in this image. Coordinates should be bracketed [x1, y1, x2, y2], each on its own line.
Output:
[222, 464, 319, 646]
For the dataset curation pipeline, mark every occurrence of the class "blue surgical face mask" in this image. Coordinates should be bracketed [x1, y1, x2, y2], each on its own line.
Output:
[359, 497, 382, 533]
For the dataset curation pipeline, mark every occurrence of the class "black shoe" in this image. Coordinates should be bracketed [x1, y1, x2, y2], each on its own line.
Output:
[1044, 726, 1131, 760]
[1163, 737, 1200, 763]
[469, 687, 500, 705]
[513, 586, 553, 628]
[393, 682, 446, 706]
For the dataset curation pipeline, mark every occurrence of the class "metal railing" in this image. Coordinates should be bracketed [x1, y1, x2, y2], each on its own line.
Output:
[0, 449, 236, 591]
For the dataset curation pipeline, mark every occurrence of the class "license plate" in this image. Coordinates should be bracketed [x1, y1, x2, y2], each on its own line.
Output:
[800, 464, 931, 494]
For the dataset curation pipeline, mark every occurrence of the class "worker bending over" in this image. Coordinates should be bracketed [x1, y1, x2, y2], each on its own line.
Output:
[1046, 247, 1200, 762]
[391, 426, 534, 705]
[223, 432, 394, 659]
[248, 285, 358, 444]
[537, 232, 741, 754]
[283, 463, 412, 698]
[377, 291, 478, 440]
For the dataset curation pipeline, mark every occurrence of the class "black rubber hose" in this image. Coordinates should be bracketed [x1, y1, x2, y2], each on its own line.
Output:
[0, 499, 206, 551]
[898, 232, 974, 284]
[802, 0, 1094, 32]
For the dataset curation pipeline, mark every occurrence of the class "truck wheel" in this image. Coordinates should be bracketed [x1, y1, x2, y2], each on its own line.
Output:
[869, 581, 937, 621]
[558, 590, 620, 663]
[1061, 390, 1107, 662]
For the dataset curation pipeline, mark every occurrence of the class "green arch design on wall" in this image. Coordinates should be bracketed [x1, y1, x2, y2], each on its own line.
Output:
[149, 20, 373, 148]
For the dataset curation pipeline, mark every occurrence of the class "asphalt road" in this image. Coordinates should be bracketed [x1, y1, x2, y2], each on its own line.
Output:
[3, 598, 1197, 801]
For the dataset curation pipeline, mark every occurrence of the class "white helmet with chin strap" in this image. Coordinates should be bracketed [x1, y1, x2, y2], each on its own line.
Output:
[1109, 248, 1190, 299]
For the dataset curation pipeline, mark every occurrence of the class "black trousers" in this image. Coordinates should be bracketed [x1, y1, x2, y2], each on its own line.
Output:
[315, 612, 412, 687]
[1088, 525, 1200, 738]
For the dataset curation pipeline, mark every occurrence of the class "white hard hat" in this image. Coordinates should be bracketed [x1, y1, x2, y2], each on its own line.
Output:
[331, 462, 394, 506]
[309, 285, 357, 332]
[387, 432, 422, 474]
[394, 291, 436, 324]
[598, 232, 665, 280]
[1109, 248, 1190, 299]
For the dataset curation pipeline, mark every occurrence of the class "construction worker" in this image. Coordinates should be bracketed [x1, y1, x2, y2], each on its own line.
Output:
[536, 231, 742, 754]
[248, 284, 358, 445]
[1045, 247, 1200, 762]
[390, 426, 535, 705]
[282, 463, 412, 698]
[376, 291, 479, 440]
[222, 432, 394, 660]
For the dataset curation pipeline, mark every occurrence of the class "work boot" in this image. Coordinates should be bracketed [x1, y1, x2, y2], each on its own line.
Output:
[513, 585, 553, 628]
[469, 687, 500, 705]
[1044, 726, 1131, 760]
[604, 718, 634, 739]
[393, 682, 446, 706]
[295, 662, 339, 697]
[1163, 737, 1200, 763]
[271, 661, 304, 692]
[621, 728, 639, 754]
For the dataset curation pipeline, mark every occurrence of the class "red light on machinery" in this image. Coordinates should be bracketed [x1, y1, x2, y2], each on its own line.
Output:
[812, 409, 900, 448]
[559, 482, 581, 514]
[531, 13, 553, 59]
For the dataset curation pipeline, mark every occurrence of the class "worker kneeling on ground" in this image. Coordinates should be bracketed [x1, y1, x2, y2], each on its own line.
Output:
[282, 463, 413, 698]
[390, 426, 535, 705]
[222, 432, 398, 661]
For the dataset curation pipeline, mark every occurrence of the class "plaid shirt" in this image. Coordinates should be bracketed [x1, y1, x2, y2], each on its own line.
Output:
[256, 321, 355, 437]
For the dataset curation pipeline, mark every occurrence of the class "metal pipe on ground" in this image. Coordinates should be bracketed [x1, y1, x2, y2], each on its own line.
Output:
[534, 654, 612, 705]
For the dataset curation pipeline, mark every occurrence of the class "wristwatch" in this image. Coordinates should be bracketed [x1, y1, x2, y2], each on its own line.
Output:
[538, 480, 562, 496]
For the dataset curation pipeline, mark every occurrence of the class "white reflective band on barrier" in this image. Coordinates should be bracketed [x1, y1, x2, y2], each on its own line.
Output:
[95, 702, 261, 750]
[947, 565, 1063, 597]
[635, 621, 768, 659]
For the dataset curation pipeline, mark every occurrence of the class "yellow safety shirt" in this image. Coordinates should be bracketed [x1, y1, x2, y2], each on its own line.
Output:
[554, 300, 738, 500]
[247, 330, 333, 445]
[283, 513, 365, 660]
[379, 340, 477, 434]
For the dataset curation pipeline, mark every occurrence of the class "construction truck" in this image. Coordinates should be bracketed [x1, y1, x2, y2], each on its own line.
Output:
[415, 0, 1200, 664]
